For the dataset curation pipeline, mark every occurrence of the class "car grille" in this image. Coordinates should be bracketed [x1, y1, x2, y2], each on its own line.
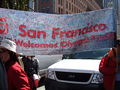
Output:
[55, 71, 92, 82]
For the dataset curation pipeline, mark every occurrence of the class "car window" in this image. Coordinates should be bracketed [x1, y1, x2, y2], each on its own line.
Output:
[63, 48, 109, 59]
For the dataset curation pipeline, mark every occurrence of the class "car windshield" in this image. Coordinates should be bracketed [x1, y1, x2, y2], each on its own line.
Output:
[63, 48, 109, 60]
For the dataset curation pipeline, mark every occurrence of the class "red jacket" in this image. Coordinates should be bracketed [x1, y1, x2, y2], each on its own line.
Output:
[99, 51, 117, 90]
[6, 61, 31, 90]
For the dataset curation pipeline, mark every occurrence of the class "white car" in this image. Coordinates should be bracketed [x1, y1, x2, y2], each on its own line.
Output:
[35, 55, 63, 86]
[45, 49, 109, 90]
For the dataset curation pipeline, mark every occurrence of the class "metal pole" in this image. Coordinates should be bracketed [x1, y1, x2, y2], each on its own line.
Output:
[37, 0, 39, 12]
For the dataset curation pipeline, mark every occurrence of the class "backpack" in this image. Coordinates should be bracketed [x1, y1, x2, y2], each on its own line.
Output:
[22, 56, 39, 77]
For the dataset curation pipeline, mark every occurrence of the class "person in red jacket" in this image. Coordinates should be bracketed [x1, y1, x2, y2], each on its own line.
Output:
[0, 39, 31, 90]
[99, 48, 117, 90]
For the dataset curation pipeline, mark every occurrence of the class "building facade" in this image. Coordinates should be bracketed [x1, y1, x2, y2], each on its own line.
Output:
[103, 0, 120, 39]
[34, 0, 103, 14]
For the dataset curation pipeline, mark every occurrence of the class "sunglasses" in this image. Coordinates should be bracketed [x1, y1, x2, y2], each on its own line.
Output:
[0, 49, 8, 53]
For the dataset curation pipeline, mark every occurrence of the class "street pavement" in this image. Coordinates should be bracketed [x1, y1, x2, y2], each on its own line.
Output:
[37, 86, 45, 90]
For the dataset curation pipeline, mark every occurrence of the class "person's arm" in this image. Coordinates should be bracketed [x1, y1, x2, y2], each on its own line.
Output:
[37, 59, 40, 74]
[0, 60, 8, 90]
[34, 58, 40, 74]
[7, 65, 31, 90]
[99, 56, 116, 75]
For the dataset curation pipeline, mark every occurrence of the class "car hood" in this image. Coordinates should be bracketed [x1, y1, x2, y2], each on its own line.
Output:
[48, 59, 101, 73]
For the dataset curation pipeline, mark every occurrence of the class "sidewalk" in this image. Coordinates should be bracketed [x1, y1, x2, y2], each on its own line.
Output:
[37, 86, 45, 90]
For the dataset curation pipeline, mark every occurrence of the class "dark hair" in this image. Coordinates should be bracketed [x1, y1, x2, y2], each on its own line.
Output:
[9, 51, 19, 62]
[5, 51, 19, 70]
[112, 48, 116, 57]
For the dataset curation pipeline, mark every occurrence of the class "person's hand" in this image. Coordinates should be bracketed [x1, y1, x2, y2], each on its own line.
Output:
[33, 74, 39, 87]
[38, 75, 41, 80]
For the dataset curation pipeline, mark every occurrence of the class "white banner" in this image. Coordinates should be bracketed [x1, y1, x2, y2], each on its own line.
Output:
[0, 8, 116, 55]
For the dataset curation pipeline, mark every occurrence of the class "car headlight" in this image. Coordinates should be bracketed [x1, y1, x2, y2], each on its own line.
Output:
[47, 70, 55, 80]
[91, 73, 103, 84]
